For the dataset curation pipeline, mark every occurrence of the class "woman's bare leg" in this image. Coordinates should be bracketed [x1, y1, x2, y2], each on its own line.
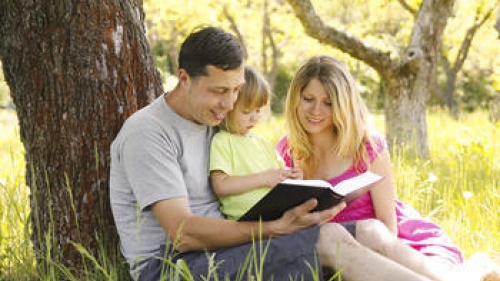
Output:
[317, 223, 433, 281]
[355, 219, 465, 281]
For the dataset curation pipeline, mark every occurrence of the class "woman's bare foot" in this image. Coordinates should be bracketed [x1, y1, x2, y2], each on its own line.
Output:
[481, 271, 500, 281]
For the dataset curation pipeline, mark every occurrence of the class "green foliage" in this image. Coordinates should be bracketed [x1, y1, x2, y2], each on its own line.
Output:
[357, 70, 384, 111]
[459, 69, 496, 112]
[143, 0, 499, 113]
[271, 65, 295, 114]
[438, 0, 500, 109]
[150, 40, 173, 75]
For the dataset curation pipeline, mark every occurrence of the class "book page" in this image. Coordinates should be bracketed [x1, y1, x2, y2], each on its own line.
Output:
[333, 172, 383, 196]
[280, 179, 332, 189]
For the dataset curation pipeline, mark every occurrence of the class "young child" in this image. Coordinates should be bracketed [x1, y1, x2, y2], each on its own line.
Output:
[209, 66, 302, 220]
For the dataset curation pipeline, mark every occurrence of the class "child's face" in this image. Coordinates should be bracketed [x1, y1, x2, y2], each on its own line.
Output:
[231, 107, 262, 135]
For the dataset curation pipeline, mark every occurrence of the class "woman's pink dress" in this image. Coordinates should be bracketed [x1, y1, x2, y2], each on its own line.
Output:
[276, 136, 464, 264]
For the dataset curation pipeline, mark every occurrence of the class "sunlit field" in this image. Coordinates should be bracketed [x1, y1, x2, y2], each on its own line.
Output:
[0, 110, 36, 279]
[1, 108, 499, 280]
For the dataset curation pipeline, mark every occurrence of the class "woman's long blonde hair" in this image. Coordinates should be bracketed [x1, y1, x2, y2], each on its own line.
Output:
[285, 55, 374, 178]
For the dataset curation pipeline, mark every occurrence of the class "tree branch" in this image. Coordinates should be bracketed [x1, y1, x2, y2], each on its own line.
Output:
[285, 0, 393, 76]
[396, 0, 418, 16]
[452, 6, 495, 73]
[222, 5, 248, 60]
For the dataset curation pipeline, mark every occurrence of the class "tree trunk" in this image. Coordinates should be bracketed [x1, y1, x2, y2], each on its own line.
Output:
[382, 0, 454, 158]
[438, 6, 494, 120]
[0, 0, 163, 276]
[384, 75, 430, 157]
[495, 16, 500, 37]
[443, 70, 459, 119]
[440, 56, 459, 119]
[262, 0, 280, 90]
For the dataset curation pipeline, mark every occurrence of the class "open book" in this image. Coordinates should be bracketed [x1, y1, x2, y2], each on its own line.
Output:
[238, 171, 383, 222]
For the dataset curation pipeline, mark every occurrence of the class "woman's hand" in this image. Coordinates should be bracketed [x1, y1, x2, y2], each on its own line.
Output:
[287, 167, 303, 180]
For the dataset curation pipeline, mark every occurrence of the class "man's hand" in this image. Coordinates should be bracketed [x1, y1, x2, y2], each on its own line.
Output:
[271, 198, 346, 235]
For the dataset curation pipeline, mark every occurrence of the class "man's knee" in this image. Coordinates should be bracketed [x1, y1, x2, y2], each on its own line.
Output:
[356, 219, 394, 253]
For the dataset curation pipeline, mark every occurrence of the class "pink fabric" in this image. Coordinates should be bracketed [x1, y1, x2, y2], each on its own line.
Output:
[276, 135, 464, 264]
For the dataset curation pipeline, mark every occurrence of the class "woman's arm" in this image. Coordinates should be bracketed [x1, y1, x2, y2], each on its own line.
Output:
[369, 149, 398, 235]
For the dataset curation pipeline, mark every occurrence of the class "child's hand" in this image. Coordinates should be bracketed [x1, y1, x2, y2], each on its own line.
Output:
[263, 169, 289, 188]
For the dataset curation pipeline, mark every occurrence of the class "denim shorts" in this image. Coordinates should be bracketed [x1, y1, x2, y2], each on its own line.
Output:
[139, 227, 323, 281]
[139, 222, 356, 281]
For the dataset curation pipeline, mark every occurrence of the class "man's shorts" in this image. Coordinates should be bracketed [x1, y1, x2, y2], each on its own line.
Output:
[139, 222, 356, 281]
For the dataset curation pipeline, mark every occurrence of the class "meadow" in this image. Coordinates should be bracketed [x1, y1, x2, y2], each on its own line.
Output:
[0, 108, 499, 280]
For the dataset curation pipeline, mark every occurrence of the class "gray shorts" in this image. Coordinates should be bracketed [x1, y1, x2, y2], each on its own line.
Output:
[139, 222, 356, 281]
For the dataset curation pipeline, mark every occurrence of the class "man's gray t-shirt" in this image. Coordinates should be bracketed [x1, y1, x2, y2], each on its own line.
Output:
[110, 94, 223, 276]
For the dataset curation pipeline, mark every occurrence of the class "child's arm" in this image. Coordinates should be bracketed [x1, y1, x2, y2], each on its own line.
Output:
[211, 168, 296, 196]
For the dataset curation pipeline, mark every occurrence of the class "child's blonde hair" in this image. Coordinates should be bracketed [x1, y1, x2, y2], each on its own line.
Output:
[285, 55, 374, 178]
[221, 66, 270, 133]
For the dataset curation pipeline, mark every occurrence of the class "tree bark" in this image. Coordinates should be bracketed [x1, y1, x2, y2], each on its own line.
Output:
[285, 0, 455, 157]
[495, 16, 500, 37]
[262, 0, 280, 90]
[441, 56, 459, 119]
[0, 0, 163, 276]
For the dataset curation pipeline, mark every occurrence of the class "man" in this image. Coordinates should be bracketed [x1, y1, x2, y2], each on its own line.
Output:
[110, 26, 435, 281]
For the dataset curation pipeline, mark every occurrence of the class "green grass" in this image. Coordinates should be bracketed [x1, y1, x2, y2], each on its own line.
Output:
[0, 110, 36, 280]
[417, 110, 500, 259]
[1, 108, 499, 280]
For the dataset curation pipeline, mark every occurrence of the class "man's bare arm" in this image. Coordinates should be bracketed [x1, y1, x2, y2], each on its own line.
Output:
[152, 197, 345, 252]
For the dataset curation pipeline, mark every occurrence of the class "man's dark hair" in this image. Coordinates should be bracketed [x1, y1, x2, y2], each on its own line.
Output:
[178, 26, 244, 78]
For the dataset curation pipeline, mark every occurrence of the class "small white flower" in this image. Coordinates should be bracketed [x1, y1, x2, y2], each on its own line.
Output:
[428, 172, 438, 183]
[462, 191, 473, 199]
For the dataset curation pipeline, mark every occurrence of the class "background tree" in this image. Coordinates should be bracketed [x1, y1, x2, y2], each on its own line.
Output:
[495, 16, 500, 36]
[261, 0, 280, 90]
[0, 0, 163, 276]
[439, 3, 497, 119]
[286, 0, 455, 157]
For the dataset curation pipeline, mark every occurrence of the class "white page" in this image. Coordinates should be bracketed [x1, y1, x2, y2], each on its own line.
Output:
[280, 179, 332, 189]
[333, 171, 383, 196]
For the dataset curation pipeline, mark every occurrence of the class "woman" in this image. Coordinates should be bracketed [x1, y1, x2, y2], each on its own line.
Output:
[277, 55, 498, 281]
